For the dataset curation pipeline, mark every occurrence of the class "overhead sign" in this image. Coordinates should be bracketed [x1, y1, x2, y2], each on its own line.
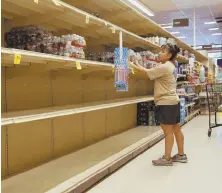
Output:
[202, 45, 212, 50]
[173, 18, 189, 27]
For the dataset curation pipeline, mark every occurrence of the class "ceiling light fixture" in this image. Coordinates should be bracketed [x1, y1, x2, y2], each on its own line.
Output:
[213, 45, 222, 48]
[195, 46, 203, 49]
[209, 28, 219, 31]
[159, 23, 172, 26]
[177, 36, 186, 39]
[124, 0, 155, 17]
[212, 33, 222, 36]
[171, 32, 180, 34]
[162, 26, 173, 29]
[204, 21, 217, 25]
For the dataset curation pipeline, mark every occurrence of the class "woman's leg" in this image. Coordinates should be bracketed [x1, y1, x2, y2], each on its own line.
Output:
[172, 124, 184, 155]
[160, 124, 174, 160]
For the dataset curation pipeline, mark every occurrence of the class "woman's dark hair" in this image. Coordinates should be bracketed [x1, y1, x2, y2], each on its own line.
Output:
[163, 43, 181, 61]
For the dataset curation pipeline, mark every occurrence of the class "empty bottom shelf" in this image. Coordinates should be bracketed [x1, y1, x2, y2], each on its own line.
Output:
[2, 126, 162, 193]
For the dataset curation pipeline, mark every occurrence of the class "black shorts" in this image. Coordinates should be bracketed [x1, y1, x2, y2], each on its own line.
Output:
[155, 103, 180, 125]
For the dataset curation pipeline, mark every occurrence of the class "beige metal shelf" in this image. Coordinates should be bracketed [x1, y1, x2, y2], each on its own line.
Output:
[1, 47, 113, 70]
[178, 93, 197, 98]
[62, 0, 208, 62]
[199, 92, 207, 98]
[177, 81, 190, 86]
[2, 0, 188, 63]
[185, 102, 196, 108]
[2, 0, 159, 51]
[185, 109, 200, 122]
[186, 93, 196, 96]
[1, 126, 162, 193]
[1, 48, 187, 76]
[177, 74, 186, 78]
[1, 96, 154, 125]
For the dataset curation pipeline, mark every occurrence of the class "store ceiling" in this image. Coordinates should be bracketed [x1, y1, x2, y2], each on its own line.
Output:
[63, 0, 222, 47]
[144, 0, 222, 46]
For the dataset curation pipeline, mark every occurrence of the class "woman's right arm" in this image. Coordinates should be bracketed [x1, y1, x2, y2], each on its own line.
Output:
[129, 62, 149, 78]
[129, 62, 169, 80]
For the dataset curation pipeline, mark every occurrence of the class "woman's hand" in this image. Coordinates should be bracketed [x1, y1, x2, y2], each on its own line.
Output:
[129, 61, 138, 69]
[129, 61, 143, 70]
[128, 61, 149, 79]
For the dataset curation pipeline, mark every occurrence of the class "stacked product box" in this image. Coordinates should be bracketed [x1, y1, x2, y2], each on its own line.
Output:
[180, 98, 186, 124]
[137, 102, 159, 126]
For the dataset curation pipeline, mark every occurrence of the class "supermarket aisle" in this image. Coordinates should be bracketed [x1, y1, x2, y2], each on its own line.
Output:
[87, 116, 222, 193]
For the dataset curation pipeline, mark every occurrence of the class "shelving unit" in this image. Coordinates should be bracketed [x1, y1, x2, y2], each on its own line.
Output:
[178, 93, 196, 97]
[177, 74, 186, 79]
[1, 47, 113, 70]
[177, 81, 201, 124]
[177, 81, 190, 86]
[185, 102, 196, 108]
[1, 126, 162, 193]
[63, 0, 207, 62]
[199, 92, 211, 114]
[1, 0, 209, 192]
[1, 113, 200, 193]
[2, 96, 154, 126]
[184, 109, 200, 123]
[2, 0, 191, 64]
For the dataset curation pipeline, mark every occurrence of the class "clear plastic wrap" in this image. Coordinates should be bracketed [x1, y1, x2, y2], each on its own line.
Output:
[5, 26, 86, 59]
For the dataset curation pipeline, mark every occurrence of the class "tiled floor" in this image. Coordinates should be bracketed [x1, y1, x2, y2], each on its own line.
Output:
[87, 116, 222, 193]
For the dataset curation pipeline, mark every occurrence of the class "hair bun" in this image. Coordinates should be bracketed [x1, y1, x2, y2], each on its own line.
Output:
[174, 45, 180, 54]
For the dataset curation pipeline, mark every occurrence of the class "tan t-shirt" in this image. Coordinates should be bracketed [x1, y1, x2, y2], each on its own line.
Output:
[146, 61, 179, 105]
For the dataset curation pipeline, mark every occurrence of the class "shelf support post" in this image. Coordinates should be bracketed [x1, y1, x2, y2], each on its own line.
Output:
[193, 5, 196, 49]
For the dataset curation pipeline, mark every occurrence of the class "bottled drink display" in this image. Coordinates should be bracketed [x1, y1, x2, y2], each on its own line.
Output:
[129, 49, 158, 69]
[5, 26, 86, 59]
[85, 52, 115, 63]
[137, 102, 159, 126]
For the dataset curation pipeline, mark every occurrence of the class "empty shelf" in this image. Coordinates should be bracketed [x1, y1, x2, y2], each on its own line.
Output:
[1, 96, 154, 125]
[2, 126, 162, 193]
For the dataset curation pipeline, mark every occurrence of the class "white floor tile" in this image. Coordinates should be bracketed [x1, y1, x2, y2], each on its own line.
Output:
[87, 116, 222, 193]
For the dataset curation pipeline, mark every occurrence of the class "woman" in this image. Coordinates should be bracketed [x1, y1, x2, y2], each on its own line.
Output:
[130, 41, 188, 166]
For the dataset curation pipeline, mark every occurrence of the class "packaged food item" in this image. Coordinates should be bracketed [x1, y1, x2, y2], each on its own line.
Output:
[159, 37, 167, 46]
[128, 49, 158, 69]
[85, 52, 115, 63]
[200, 65, 206, 83]
[5, 26, 86, 59]
[146, 36, 167, 46]
[183, 50, 189, 58]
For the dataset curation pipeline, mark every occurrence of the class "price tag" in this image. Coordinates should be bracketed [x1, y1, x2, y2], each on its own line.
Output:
[67, 41, 71, 45]
[14, 54, 21, 65]
[65, 53, 70, 57]
[52, 0, 61, 6]
[34, 0, 38, 4]
[112, 27, 115, 34]
[76, 61, 82, 70]
[86, 15, 89, 24]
